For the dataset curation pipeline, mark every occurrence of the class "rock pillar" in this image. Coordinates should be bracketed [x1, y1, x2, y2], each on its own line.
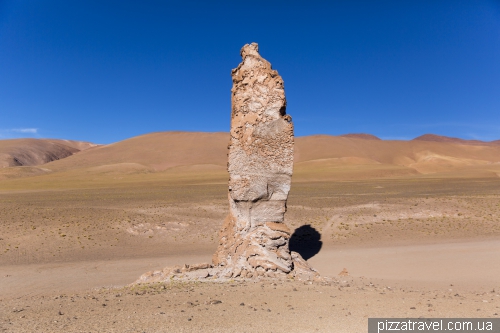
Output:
[212, 43, 295, 278]
[135, 43, 319, 285]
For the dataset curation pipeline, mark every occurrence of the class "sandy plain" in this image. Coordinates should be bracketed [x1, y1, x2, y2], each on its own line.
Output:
[1, 133, 500, 332]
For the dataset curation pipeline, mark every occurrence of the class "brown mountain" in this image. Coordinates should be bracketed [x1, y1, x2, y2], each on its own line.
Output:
[413, 134, 500, 146]
[42, 132, 229, 173]
[44, 132, 500, 178]
[339, 133, 381, 140]
[0, 138, 98, 168]
[1, 132, 500, 185]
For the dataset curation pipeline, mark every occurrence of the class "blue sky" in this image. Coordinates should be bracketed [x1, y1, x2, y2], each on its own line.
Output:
[1, 1, 499, 144]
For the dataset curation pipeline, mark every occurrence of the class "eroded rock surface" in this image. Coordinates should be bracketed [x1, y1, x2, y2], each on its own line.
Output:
[212, 42, 295, 278]
[136, 43, 318, 284]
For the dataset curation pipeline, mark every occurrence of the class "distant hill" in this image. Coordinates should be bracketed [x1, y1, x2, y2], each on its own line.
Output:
[339, 133, 381, 140]
[413, 134, 500, 146]
[41, 132, 229, 172]
[1, 132, 500, 185]
[45, 132, 500, 177]
[0, 138, 98, 168]
[293, 134, 500, 177]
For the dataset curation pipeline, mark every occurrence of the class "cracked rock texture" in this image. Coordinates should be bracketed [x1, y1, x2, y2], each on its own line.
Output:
[136, 43, 318, 284]
[211, 43, 296, 278]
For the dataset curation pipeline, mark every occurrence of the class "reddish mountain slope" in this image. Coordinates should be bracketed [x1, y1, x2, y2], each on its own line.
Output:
[0, 138, 98, 168]
[413, 134, 499, 146]
[339, 133, 381, 140]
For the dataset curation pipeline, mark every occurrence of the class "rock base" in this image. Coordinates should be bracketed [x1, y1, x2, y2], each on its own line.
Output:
[135, 251, 321, 284]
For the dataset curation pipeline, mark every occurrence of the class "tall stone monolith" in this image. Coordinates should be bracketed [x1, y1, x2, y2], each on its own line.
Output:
[212, 43, 295, 278]
[135, 43, 318, 284]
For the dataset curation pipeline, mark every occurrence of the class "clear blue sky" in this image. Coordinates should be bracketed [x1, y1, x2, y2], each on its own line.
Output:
[1, 1, 499, 144]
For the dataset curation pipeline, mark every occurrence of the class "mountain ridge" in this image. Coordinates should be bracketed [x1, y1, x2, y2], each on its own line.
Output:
[413, 134, 500, 146]
[1, 132, 499, 183]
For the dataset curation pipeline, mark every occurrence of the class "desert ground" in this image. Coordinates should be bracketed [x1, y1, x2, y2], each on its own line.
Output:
[1, 133, 500, 332]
